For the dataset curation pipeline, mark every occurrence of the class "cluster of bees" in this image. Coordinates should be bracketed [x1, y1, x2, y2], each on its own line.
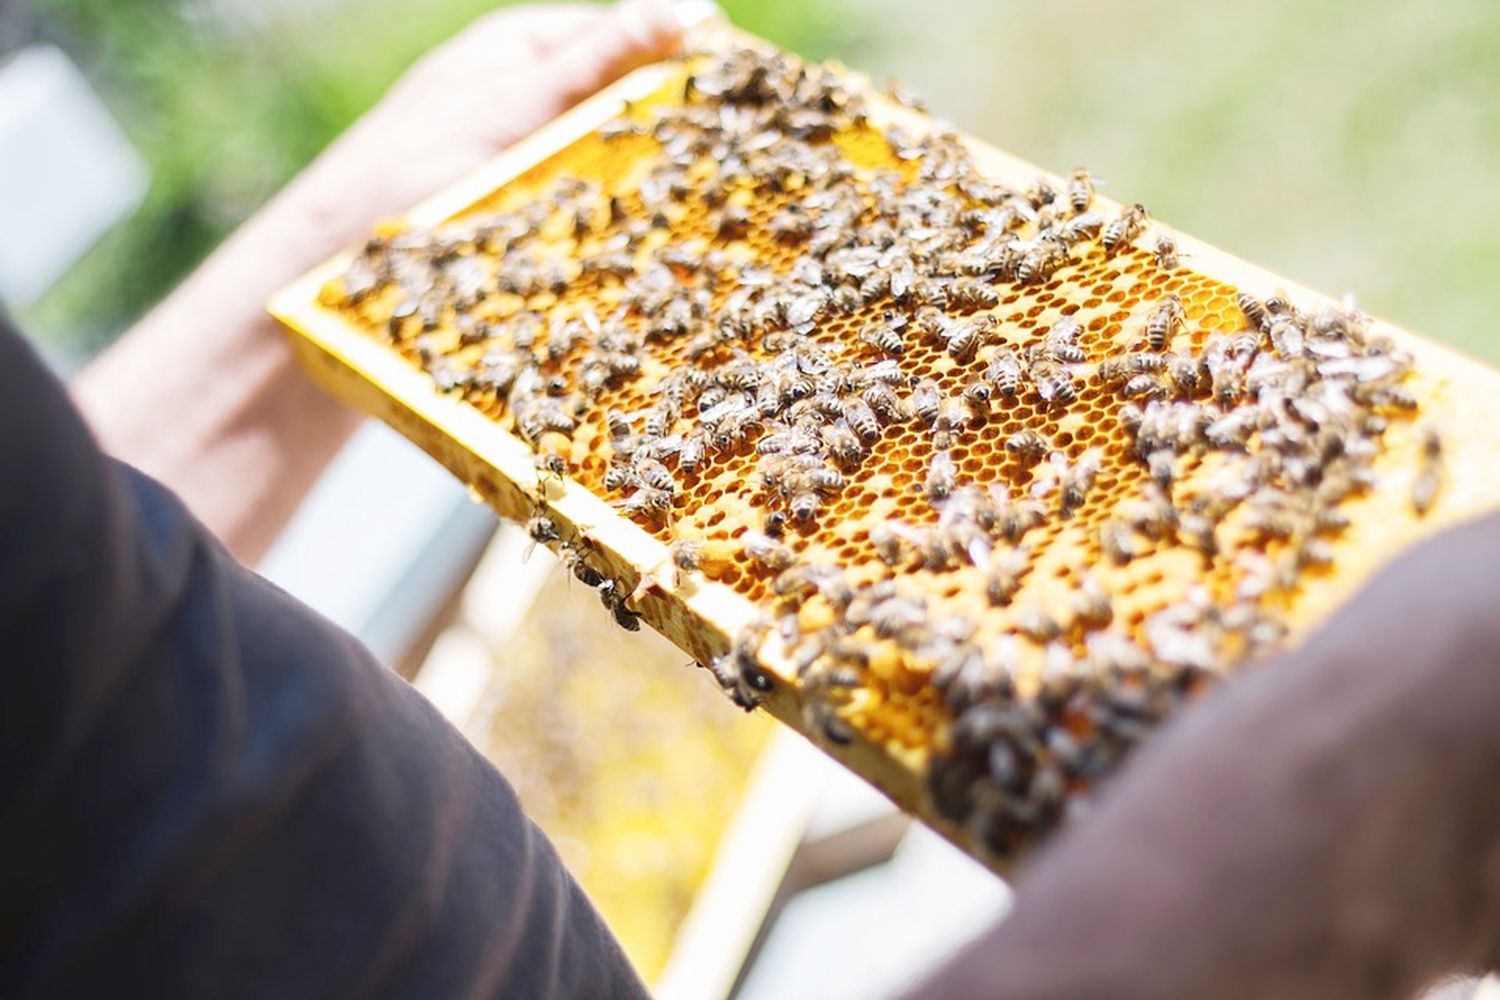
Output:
[329, 46, 1439, 858]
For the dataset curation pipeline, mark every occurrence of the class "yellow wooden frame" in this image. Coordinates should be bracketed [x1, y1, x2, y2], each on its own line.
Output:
[271, 28, 1500, 870]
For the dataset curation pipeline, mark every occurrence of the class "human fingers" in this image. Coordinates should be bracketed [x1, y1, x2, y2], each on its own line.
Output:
[536, 0, 684, 110]
[449, 3, 605, 64]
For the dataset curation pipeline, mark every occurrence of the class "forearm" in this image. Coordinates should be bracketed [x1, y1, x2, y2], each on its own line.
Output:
[70, 163, 369, 565]
[912, 513, 1500, 1000]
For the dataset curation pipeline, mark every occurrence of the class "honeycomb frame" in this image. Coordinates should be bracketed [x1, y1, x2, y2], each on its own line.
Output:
[270, 28, 1500, 871]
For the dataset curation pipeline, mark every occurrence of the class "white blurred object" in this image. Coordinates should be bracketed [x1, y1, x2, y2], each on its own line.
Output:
[734, 750, 1011, 1000]
[1477, 974, 1500, 1000]
[0, 45, 148, 308]
[258, 421, 498, 666]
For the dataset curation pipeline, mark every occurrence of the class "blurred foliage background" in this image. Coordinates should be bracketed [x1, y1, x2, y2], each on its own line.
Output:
[15, 0, 1500, 364]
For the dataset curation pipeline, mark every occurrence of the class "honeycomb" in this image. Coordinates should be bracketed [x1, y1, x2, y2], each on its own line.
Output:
[271, 32, 1500, 868]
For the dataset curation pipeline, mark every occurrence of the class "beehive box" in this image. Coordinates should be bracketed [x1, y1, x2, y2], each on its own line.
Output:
[270, 28, 1500, 870]
[465, 558, 776, 982]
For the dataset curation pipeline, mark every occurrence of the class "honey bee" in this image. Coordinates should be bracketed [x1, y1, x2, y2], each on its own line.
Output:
[1153, 233, 1181, 270]
[1005, 429, 1049, 462]
[1145, 294, 1184, 352]
[789, 489, 823, 522]
[1099, 351, 1166, 385]
[1100, 203, 1148, 253]
[1117, 401, 1146, 434]
[984, 547, 1029, 607]
[1296, 536, 1335, 571]
[803, 699, 856, 746]
[597, 116, 642, 142]
[842, 397, 882, 442]
[868, 594, 930, 639]
[765, 205, 813, 241]
[1264, 289, 1299, 323]
[858, 314, 908, 354]
[705, 624, 776, 711]
[1029, 359, 1078, 405]
[1070, 574, 1114, 630]
[1043, 315, 1086, 364]
[887, 259, 918, 302]
[597, 579, 642, 631]
[558, 541, 605, 588]
[1146, 449, 1178, 488]
[941, 316, 995, 364]
[1025, 175, 1060, 210]
[632, 456, 677, 495]
[1165, 355, 1202, 393]
[671, 538, 734, 578]
[822, 422, 867, 465]
[910, 277, 952, 309]
[1016, 241, 1070, 284]
[1266, 318, 1306, 359]
[1355, 381, 1418, 412]
[996, 496, 1048, 542]
[1210, 360, 1247, 406]
[1049, 212, 1100, 250]
[669, 539, 703, 574]
[1236, 290, 1269, 331]
[1099, 520, 1142, 564]
[1059, 448, 1103, 517]
[1066, 168, 1096, 214]
[1122, 373, 1164, 401]
[911, 378, 943, 425]
[534, 450, 568, 483]
[515, 400, 577, 443]
[961, 377, 994, 414]
[949, 278, 1001, 311]
[617, 486, 674, 519]
[869, 522, 911, 567]
[1015, 605, 1062, 644]
[797, 465, 848, 495]
[1311, 300, 1369, 341]
[932, 642, 1005, 712]
[926, 449, 959, 501]
[986, 348, 1023, 397]
[678, 428, 709, 473]
[741, 530, 795, 572]
[1177, 511, 1218, 557]
[527, 515, 561, 546]
[1411, 424, 1443, 515]
[907, 525, 961, 571]
[772, 563, 829, 603]
[862, 380, 905, 421]
[1119, 483, 1179, 539]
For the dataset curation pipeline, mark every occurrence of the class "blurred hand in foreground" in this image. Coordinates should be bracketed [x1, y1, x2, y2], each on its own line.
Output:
[74, 1, 686, 563]
[906, 511, 1500, 999]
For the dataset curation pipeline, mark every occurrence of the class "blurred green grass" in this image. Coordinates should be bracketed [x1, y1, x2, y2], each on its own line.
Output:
[23, 0, 1500, 364]
[854, 0, 1500, 364]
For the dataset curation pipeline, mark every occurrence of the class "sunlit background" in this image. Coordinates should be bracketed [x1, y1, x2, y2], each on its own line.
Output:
[9, 0, 1500, 364]
[5, 2, 1498, 997]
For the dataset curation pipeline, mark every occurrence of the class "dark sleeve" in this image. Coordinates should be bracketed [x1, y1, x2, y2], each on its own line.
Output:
[0, 320, 646, 999]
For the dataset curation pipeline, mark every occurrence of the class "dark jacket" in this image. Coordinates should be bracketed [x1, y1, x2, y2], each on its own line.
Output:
[0, 320, 645, 998]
